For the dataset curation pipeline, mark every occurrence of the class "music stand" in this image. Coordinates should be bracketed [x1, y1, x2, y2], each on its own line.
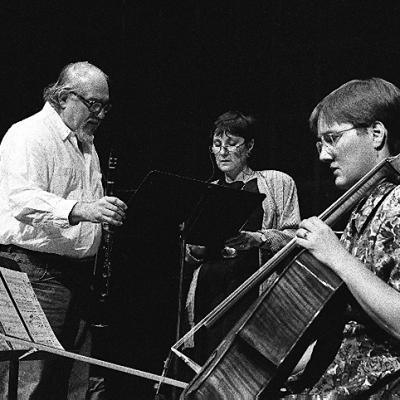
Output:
[0, 333, 187, 400]
[125, 170, 265, 397]
[126, 170, 265, 246]
[0, 261, 188, 399]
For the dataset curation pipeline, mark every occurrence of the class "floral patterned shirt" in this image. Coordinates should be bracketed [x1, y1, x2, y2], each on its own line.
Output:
[286, 181, 400, 399]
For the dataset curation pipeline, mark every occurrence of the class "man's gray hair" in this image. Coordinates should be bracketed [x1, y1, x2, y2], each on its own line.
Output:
[43, 61, 109, 112]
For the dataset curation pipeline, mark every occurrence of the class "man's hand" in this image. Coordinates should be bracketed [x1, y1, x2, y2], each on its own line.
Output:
[69, 196, 127, 226]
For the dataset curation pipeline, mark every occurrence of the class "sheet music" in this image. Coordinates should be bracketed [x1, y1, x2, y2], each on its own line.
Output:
[0, 267, 63, 349]
[0, 275, 30, 350]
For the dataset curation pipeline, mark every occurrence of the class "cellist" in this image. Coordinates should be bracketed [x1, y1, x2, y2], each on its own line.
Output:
[285, 78, 400, 398]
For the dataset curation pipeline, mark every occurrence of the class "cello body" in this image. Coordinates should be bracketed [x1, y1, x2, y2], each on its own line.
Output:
[179, 155, 400, 400]
[181, 251, 344, 399]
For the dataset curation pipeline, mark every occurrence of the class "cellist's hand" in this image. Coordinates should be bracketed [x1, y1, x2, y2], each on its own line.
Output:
[295, 217, 349, 270]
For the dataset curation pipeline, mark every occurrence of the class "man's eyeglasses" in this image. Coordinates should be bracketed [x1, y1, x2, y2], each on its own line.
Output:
[210, 142, 245, 154]
[315, 125, 368, 154]
[70, 91, 112, 115]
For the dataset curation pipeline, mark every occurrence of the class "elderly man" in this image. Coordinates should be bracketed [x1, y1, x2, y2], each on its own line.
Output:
[0, 61, 127, 399]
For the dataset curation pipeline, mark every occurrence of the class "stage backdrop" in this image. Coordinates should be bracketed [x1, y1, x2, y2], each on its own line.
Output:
[2, 1, 400, 398]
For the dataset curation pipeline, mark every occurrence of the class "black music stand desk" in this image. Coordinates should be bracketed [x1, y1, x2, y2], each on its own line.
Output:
[125, 170, 265, 247]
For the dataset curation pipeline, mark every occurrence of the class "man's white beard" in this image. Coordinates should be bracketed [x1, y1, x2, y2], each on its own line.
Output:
[75, 128, 94, 144]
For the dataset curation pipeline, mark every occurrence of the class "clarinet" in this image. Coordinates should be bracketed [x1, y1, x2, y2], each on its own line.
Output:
[90, 152, 118, 328]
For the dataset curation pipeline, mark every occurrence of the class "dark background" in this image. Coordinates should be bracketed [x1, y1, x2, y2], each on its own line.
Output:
[2, 1, 400, 398]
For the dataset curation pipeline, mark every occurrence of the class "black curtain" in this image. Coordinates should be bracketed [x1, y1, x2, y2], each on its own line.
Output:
[2, 1, 400, 398]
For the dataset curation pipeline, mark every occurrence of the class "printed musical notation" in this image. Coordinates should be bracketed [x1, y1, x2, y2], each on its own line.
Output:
[0, 267, 63, 351]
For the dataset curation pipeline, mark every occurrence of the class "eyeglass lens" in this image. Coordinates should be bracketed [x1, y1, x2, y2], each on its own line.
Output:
[211, 143, 243, 153]
[72, 91, 111, 114]
[315, 126, 362, 154]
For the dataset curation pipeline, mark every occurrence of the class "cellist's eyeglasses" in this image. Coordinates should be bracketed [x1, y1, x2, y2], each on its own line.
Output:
[316, 125, 368, 154]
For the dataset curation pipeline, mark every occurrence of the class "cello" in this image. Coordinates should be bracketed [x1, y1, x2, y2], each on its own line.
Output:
[171, 154, 400, 399]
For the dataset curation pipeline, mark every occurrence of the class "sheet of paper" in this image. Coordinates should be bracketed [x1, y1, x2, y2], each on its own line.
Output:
[0, 267, 63, 349]
[0, 276, 30, 350]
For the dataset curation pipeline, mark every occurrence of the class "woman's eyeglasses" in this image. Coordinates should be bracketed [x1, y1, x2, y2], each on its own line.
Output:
[209, 142, 245, 154]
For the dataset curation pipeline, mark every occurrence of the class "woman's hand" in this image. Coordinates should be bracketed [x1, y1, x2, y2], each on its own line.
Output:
[225, 230, 264, 250]
[185, 244, 207, 264]
[295, 216, 349, 272]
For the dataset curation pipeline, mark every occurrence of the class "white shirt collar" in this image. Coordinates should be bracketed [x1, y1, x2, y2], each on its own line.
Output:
[42, 102, 73, 141]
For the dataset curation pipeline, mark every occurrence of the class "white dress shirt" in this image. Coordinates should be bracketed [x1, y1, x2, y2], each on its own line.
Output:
[0, 103, 103, 258]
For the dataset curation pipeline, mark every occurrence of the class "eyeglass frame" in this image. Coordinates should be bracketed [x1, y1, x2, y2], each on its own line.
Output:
[315, 124, 369, 154]
[69, 91, 112, 115]
[209, 141, 246, 154]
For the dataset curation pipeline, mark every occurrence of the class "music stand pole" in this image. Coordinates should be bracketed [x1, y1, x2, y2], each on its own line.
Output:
[8, 359, 18, 400]
[171, 221, 187, 400]
[176, 222, 187, 344]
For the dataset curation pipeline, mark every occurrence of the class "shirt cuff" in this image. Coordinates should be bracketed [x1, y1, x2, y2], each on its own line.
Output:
[53, 199, 78, 228]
